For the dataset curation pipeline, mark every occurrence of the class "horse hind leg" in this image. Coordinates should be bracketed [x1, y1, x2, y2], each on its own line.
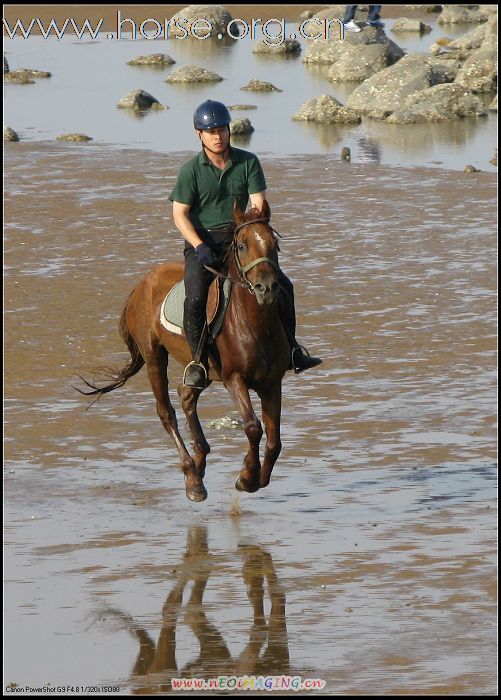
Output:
[145, 345, 207, 502]
[178, 384, 211, 479]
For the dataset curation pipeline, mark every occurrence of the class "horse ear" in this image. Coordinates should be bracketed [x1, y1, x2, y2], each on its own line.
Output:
[260, 199, 271, 219]
[233, 200, 245, 225]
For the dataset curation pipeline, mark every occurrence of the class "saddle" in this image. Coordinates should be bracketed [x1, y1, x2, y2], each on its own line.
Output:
[160, 277, 232, 338]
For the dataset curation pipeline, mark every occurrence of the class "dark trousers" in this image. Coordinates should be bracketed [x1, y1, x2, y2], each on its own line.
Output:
[344, 5, 381, 22]
[183, 233, 296, 362]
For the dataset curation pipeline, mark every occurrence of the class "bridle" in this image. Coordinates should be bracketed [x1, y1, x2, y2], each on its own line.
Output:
[233, 218, 282, 292]
[205, 218, 283, 295]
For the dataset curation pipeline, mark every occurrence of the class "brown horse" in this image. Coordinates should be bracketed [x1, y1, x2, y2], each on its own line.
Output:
[77, 201, 291, 501]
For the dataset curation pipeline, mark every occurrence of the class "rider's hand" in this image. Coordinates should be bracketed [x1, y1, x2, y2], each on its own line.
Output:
[195, 243, 216, 268]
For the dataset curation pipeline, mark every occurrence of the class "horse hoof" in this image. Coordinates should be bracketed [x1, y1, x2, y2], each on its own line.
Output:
[235, 476, 260, 493]
[186, 482, 208, 502]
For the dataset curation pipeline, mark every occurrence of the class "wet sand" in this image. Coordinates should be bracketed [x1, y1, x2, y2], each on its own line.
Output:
[3, 142, 497, 694]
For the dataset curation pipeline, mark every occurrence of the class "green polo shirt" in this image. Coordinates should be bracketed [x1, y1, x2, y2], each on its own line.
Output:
[169, 146, 267, 230]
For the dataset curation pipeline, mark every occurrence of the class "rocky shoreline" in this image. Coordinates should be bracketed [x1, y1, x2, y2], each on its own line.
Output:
[3, 4, 498, 167]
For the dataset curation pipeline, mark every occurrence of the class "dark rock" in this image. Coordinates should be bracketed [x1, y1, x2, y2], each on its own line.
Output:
[241, 79, 282, 92]
[127, 53, 175, 66]
[293, 94, 361, 123]
[4, 126, 19, 141]
[117, 89, 166, 109]
[165, 66, 223, 83]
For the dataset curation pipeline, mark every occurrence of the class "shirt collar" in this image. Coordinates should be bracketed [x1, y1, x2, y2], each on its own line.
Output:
[199, 146, 234, 169]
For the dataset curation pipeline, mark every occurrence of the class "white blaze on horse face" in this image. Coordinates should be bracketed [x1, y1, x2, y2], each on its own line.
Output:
[252, 229, 267, 247]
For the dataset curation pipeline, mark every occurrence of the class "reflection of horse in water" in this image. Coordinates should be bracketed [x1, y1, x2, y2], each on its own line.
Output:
[93, 526, 289, 694]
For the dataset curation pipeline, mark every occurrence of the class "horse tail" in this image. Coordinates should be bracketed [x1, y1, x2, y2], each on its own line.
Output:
[75, 291, 145, 405]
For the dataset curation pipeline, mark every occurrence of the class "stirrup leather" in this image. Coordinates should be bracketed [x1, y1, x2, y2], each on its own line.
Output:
[183, 360, 208, 387]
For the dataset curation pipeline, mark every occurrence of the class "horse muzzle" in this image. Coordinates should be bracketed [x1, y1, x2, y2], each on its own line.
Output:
[252, 279, 280, 306]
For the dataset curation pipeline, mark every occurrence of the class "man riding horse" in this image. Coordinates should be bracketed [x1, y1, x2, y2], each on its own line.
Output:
[170, 99, 322, 390]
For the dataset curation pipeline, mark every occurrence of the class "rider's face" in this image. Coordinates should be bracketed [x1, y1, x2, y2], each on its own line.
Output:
[197, 126, 230, 153]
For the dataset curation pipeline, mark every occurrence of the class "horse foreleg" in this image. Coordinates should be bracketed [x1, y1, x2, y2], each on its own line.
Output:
[145, 349, 207, 502]
[257, 384, 282, 490]
[226, 374, 262, 493]
[178, 384, 210, 479]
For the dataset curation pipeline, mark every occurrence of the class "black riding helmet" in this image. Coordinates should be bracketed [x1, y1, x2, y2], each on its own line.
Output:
[193, 99, 231, 130]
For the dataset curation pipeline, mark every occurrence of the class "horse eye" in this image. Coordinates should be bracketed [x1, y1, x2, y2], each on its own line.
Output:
[238, 243, 246, 252]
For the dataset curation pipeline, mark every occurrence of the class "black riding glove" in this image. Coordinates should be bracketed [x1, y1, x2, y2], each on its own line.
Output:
[195, 243, 216, 268]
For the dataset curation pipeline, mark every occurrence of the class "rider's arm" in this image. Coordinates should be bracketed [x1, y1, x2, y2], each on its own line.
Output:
[249, 191, 267, 211]
[172, 201, 204, 248]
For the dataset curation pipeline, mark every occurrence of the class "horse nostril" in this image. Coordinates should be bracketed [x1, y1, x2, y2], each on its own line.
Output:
[254, 282, 266, 293]
[271, 281, 280, 292]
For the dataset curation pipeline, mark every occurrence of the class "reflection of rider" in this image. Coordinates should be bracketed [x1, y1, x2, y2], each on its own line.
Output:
[169, 100, 322, 390]
[357, 135, 382, 164]
[123, 526, 290, 692]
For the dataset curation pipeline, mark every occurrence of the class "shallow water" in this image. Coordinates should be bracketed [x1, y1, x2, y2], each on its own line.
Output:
[3, 12, 498, 172]
[3, 142, 497, 694]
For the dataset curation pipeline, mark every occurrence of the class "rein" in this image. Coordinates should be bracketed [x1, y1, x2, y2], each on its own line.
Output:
[205, 217, 282, 294]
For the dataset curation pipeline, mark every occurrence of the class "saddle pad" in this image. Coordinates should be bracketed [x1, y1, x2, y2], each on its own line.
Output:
[160, 278, 231, 337]
[160, 279, 186, 335]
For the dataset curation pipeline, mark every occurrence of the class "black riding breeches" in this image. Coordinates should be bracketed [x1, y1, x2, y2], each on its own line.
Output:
[183, 231, 231, 361]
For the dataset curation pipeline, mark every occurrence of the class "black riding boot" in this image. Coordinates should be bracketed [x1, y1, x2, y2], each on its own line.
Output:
[183, 301, 210, 390]
[278, 277, 323, 374]
[182, 243, 219, 390]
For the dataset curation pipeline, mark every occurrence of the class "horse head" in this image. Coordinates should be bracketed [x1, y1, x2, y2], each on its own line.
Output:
[232, 201, 281, 306]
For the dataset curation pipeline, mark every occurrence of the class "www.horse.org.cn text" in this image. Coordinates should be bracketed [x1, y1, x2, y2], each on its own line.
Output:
[3, 13, 347, 44]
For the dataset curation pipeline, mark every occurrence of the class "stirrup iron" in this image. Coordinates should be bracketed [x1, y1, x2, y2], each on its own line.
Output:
[291, 345, 310, 374]
[183, 360, 208, 387]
